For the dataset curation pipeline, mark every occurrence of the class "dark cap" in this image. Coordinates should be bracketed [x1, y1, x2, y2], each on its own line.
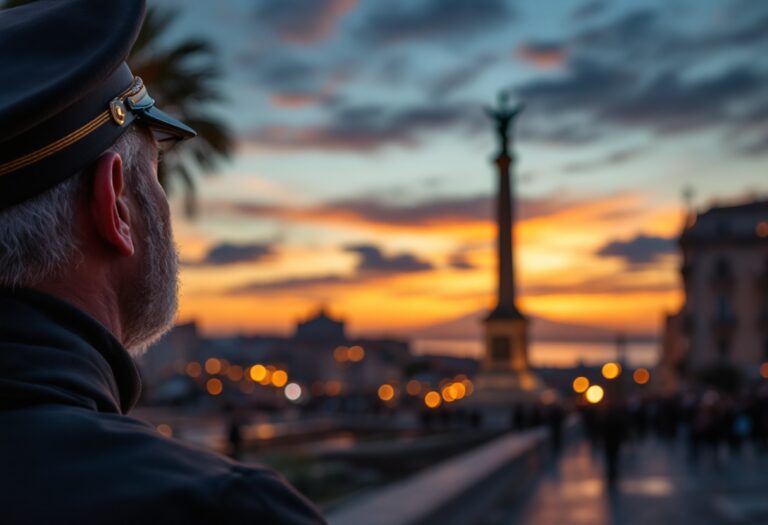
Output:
[0, 0, 197, 211]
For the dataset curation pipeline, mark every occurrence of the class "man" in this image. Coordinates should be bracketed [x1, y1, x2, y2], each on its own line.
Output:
[0, 1, 326, 523]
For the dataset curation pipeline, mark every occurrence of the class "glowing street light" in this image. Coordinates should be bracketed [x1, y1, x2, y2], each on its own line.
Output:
[406, 380, 422, 396]
[585, 385, 604, 404]
[249, 364, 267, 382]
[284, 383, 302, 402]
[333, 346, 349, 362]
[185, 362, 202, 378]
[633, 368, 651, 385]
[424, 391, 442, 408]
[572, 376, 589, 394]
[601, 362, 621, 380]
[348, 346, 365, 362]
[271, 370, 288, 388]
[205, 358, 222, 375]
[206, 378, 223, 396]
[377, 384, 395, 402]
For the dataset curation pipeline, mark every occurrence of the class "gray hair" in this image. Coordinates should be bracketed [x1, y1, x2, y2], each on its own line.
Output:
[0, 128, 150, 288]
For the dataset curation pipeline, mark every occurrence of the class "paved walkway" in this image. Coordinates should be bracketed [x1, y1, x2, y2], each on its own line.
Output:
[505, 438, 768, 525]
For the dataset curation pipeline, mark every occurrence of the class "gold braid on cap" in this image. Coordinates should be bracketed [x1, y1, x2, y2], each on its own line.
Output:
[0, 78, 144, 177]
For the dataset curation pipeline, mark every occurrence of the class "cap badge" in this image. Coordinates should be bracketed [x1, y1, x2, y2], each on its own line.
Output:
[110, 99, 127, 126]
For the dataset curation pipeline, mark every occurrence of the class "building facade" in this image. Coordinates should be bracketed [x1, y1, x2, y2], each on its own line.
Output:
[663, 200, 768, 379]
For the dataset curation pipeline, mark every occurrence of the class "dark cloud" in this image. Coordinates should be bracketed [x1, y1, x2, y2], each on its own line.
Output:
[248, 51, 354, 108]
[515, 59, 634, 113]
[571, 8, 768, 65]
[561, 146, 644, 174]
[516, 42, 568, 69]
[519, 123, 604, 145]
[256, 0, 357, 44]
[570, 0, 608, 20]
[428, 54, 500, 99]
[596, 234, 677, 266]
[356, 0, 514, 46]
[575, 10, 663, 60]
[510, 5, 768, 151]
[245, 101, 484, 152]
[515, 55, 768, 148]
[209, 191, 606, 232]
[228, 243, 433, 295]
[331, 195, 494, 225]
[602, 67, 765, 133]
[448, 253, 475, 270]
[319, 192, 577, 226]
[184, 243, 274, 267]
[345, 244, 433, 273]
[230, 274, 353, 294]
[255, 55, 322, 94]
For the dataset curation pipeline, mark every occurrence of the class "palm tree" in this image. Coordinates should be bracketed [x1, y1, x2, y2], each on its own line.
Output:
[2, 1, 233, 216]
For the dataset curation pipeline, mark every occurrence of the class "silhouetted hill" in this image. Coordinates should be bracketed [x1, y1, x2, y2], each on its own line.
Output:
[409, 309, 656, 343]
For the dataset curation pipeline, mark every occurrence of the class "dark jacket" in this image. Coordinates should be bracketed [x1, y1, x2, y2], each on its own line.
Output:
[0, 289, 326, 525]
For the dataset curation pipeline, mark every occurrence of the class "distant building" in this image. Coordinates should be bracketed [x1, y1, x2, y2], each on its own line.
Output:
[294, 307, 346, 341]
[662, 200, 768, 382]
[139, 307, 412, 406]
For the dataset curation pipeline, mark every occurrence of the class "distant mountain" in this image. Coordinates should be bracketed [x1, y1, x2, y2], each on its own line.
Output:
[409, 309, 657, 343]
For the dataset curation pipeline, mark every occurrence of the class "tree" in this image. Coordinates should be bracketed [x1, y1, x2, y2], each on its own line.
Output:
[2, 1, 233, 216]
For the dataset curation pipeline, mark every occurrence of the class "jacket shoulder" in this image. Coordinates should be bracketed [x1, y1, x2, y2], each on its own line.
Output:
[104, 413, 328, 524]
[221, 464, 328, 525]
[2, 407, 326, 524]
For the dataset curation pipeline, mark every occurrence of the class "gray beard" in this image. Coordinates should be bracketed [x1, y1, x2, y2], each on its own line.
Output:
[121, 173, 179, 357]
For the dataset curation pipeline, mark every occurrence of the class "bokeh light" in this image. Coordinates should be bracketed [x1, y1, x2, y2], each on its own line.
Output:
[424, 391, 442, 408]
[271, 370, 288, 388]
[204, 358, 222, 375]
[325, 381, 342, 396]
[633, 368, 651, 385]
[377, 384, 395, 401]
[185, 362, 202, 378]
[572, 376, 589, 393]
[585, 385, 604, 404]
[206, 378, 223, 396]
[461, 379, 474, 396]
[601, 362, 621, 380]
[449, 382, 466, 400]
[760, 362, 768, 379]
[249, 364, 267, 382]
[284, 382, 302, 401]
[348, 345, 365, 362]
[333, 346, 349, 362]
[406, 379, 422, 396]
[441, 385, 455, 403]
[226, 364, 244, 382]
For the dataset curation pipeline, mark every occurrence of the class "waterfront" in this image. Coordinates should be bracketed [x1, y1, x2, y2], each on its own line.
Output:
[413, 339, 659, 368]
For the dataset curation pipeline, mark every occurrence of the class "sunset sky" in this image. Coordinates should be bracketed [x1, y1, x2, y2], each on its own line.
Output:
[160, 0, 768, 338]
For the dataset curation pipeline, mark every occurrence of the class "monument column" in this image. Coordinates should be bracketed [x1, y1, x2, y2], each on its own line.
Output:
[483, 93, 529, 373]
[496, 135, 514, 311]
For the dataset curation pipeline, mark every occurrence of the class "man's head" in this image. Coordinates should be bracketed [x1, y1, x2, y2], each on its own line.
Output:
[0, 127, 179, 355]
[0, 0, 197, 355]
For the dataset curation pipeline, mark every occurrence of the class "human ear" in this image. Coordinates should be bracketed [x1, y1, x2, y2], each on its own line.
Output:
[90, 152, 135, 256]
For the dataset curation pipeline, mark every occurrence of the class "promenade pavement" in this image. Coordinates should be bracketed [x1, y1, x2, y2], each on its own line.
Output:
[505, 437, 768, 525]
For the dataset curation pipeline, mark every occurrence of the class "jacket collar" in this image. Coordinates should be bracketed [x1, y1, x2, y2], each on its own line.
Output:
[0, 288, 141, 414]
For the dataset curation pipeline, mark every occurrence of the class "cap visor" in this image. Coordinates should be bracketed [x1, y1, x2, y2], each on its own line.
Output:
[138, 106, 197, 143]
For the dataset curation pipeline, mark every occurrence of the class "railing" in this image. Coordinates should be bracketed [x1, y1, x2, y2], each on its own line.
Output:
[327, 427, 549, 525]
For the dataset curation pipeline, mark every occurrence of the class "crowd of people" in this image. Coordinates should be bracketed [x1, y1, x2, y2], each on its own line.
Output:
[580, 383, 768, 485]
